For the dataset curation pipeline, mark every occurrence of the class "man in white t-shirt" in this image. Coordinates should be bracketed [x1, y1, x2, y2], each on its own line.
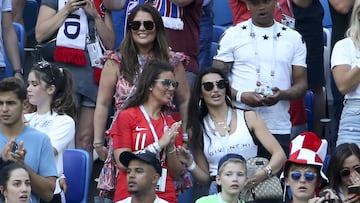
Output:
[116, 150, 169, 203]
[212, 0, 307, 158]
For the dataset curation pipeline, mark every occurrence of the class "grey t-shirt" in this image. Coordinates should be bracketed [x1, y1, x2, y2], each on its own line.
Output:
[40, 0, 99, 104]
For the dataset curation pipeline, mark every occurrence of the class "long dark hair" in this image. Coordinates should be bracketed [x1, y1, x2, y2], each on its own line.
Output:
[120, 4, 169, 83]
[30, 62, 77, 119]
[0, 161, 30, 201]
[327, 143, 360, 193]
[124, 60, 174, 110]
[187, 67, 233, 152]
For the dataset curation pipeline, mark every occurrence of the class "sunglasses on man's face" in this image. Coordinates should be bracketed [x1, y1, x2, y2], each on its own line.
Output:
[128, 21, 155, 31]
[155, 79, 179, 89]
[340, 165, 360, 177]
[290, 171, 317, 181]
[202, 79, 228, 91]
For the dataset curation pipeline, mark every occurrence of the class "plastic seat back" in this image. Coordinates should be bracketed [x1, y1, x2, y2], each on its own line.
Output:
[63, 149, 91, 203]
[213, 0, 233, 26]
[212, 25, 227, 43]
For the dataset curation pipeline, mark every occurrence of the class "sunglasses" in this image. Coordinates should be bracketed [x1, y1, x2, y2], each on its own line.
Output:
[340, 165, 360, 177]
[37, 61, 55, 84]
[128, 21, 154, 31]
[155, 79, 179, 89]
[202, 79, 228, 91]
[290, 171, 317, 181]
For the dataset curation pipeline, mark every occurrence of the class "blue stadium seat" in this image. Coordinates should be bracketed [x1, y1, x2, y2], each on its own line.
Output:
[63, 149, 91, 203]
[320, 0, 332, 28]
[3, 22, 24, 79]
[212, 25, 227, 43]
[213, 0, 233, 26]
[210, 42, 219, 59]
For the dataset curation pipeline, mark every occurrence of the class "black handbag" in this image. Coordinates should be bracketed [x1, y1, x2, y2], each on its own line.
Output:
[37, 38, 56, 62]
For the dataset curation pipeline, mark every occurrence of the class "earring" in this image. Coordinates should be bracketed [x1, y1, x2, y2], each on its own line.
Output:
[149, 88, 153, 91]
[198, 99, 202, 108]
[5, 196, 7, 203]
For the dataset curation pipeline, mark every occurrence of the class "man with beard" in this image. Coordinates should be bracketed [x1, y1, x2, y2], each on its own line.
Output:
[117, 150, 168, 203]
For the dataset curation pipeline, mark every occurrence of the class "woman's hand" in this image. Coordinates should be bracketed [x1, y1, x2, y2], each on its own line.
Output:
[59, 177, 68, 194]
[82, 0, 101, 19]
[64, 0, 88, 14]
[350, 168, 360, 185]
[159, 121, 181, 149]
[245, 168, 268, 189]
[176, 146, 193, 167]
[95, 146, 108, 161]
[343, 194, 360, 203]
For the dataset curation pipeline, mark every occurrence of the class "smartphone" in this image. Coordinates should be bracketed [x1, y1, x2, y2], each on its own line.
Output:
[321, 200, 335, 203]
[78, 0, 86, 6]
[348, 185, 360, 195]
[11, 142, 18, 153]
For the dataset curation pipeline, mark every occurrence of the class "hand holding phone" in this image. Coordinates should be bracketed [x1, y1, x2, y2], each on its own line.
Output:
[77, 0, 86, 6]
[348, 185, 360, 195]
[11, 141, 18, 153]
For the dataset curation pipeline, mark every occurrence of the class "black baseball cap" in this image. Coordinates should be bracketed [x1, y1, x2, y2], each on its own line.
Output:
[218, 153, 246, 173]
[120, 150, 162, 176]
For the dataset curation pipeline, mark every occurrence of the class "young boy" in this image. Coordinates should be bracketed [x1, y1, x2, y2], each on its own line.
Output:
[196, 154, 247, 203]
[282, 132, 339, 203]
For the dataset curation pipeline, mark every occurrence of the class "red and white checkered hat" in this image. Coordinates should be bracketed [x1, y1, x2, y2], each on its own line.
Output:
[282, 132, 328, 181]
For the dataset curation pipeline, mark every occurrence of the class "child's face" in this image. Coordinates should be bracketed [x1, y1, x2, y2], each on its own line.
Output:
[285, 165, 319, 202]
[216, 162, 247, 196]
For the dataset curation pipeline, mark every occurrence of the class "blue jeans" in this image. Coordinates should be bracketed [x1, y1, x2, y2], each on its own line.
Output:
[337, 99, 360, 147]
[199, 2, 214, 71]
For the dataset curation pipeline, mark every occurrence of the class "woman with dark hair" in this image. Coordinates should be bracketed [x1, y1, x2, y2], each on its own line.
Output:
[93, 4, 189, 200]
[110, 60, 183, 202]
[0, 161, 31, 203]
[177, 67, 286, 194]
[93, 3, 189, 159]
[327, 143, 360, 202]
[24, 61, 76, 203]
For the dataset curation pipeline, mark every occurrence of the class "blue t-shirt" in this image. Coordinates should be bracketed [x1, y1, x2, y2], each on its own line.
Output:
[0, 126, 57, 203]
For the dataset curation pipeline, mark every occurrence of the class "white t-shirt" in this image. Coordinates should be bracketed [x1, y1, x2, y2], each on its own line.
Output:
[214, 19, 307, 134]
[24, 111, 75, 194]
[331, 37, 360, 99]
[0, 0, 12, 67]
[203, 109, 257, 176]
[116, 196, 169, 203]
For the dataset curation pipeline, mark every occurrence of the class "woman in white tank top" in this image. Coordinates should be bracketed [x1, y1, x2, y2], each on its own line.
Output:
[177, 67, 286, 195]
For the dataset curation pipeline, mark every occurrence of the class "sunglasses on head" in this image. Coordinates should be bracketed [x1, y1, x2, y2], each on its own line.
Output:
[128, 20, 154, 31]
[340, 165, 360, 177]
[155, 79, 179, 89]
[202, 79, 228, 91]
[37, 61, 55, 83]
[290, 171, 317, 181]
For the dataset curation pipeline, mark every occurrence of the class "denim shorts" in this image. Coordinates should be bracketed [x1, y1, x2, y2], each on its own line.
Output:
[337, 99, 360, 146]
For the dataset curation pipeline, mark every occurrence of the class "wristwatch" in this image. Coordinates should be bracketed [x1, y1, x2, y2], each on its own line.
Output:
[13, 68, 24, 76]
